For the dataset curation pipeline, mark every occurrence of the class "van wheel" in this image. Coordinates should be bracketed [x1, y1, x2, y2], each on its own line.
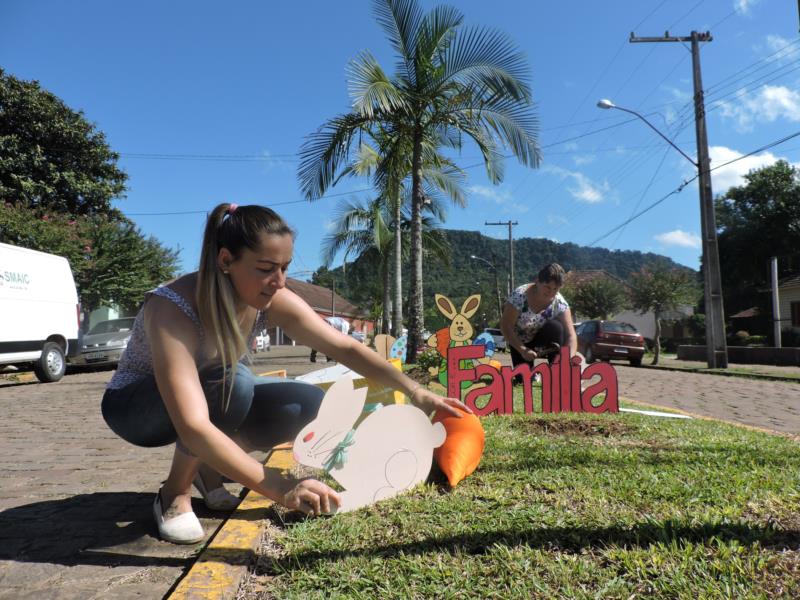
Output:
[629, 357, 642, 367]
[584, 347, 595, 363]
[33, 342, 66, 383]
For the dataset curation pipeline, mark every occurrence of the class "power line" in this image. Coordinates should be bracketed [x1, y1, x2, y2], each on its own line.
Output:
[586, 128, 800, 247]
[124, 187, 374, 216]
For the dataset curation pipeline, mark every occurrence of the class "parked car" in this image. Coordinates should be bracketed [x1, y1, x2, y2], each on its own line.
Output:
[350, 331, 366, 343]
[482, 327, 507, 352]
[575, 320, 645, 367]
[70, 317, 136, 367]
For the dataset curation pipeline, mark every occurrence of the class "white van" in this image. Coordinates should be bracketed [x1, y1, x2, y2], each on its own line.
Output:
[0, 243, 81, 382]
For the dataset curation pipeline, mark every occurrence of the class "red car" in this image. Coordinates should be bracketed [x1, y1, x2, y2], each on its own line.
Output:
[575, 320, 645, 367]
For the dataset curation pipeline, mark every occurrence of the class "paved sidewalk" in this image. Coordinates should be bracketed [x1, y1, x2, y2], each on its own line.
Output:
[0, 346, 320, 600]
[0, 345, 797, 599]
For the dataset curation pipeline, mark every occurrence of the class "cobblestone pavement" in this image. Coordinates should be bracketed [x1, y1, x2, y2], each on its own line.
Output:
[0, 347, 318, 600]
[0, 347, 797, 599]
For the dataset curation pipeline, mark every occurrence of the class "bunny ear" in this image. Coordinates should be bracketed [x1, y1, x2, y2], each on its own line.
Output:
[461, 294, 482, 319]
[435, 294, 458, 320]
[318, 376, 368, 428]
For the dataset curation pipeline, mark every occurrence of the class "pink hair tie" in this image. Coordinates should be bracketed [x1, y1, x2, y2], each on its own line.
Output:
[227, 203, 238, 215]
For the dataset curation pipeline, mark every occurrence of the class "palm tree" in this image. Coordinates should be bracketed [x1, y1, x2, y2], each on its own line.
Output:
[299, 0, 540, 362]
[340, 132, 466, 337]
[321, 193, 452, 336]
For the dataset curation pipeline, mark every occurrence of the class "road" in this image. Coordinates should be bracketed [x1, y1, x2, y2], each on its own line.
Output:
[0, 347, 797, 598]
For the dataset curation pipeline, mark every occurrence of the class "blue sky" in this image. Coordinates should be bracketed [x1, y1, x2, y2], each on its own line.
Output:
[3, 0, 798, 277]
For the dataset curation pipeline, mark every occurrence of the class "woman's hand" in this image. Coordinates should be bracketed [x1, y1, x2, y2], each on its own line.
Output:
[410, 387, 473, 418]
[282, 478, 341, 516]
[520, 347, 538, 362]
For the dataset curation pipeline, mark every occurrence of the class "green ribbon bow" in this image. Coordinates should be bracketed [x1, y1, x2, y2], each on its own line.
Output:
[323, 429, 355, 472]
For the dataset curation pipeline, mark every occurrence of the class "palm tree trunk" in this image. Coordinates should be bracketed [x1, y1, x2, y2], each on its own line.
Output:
[392, 185, 403, 338]
[382, 254, 391, 334]
[406, 127, 425, 364]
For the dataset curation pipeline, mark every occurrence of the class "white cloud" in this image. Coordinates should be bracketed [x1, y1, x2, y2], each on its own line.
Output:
[467, 185, 530, 214]
[573, 154, 595, 166]
[655, 230, 701, 249]
[563, 142, 579, 151]
[542, 165, 610, 204]
[708, 146, 799, 192]
[734, 0, 761, 15]
[547, 213, 568, 226]
[765, 34, 800, 61]
[719, 85, 800, 131]
[468, 185, 511, 203]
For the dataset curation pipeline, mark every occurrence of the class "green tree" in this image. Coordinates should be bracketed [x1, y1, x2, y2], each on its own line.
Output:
[564, 278, 627, 320]
[0, 203, 179, 321]
[298, 0, 540, 362]
[0, 69, 127, 215]
[629, 265, 698, 365]
[715, 160, 800, 323]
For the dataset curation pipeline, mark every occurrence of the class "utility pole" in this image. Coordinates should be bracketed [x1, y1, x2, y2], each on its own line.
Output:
[771, 256, 781, 348]
[630, 30, 728, 369]
[485, 220, 518, 295]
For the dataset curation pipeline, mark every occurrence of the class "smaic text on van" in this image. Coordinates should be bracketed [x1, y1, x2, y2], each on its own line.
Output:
[0, 243, 81, 382]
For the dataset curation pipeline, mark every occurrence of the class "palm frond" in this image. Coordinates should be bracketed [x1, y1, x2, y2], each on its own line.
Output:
[298, 113, 371, 200]
[471, 95, 541, 168]
[372, 0, 423, 84]
[416, 5, 463, 72]
[422, 164, 466, 208]
[436, 26, 532, 102]
[347, 51, 408, 118]
[451, 117, 505, 183]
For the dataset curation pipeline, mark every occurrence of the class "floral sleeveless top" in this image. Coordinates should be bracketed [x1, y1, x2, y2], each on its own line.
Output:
[506, 283, 569, 344]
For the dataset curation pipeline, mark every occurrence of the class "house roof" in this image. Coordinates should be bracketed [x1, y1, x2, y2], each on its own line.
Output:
[778, 273, 800, 289]
[564, 269, 633, 293]
[285, 278, 367, 319]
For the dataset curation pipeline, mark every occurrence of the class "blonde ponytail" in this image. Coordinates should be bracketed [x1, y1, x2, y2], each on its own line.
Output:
[196, 203, 293, 411]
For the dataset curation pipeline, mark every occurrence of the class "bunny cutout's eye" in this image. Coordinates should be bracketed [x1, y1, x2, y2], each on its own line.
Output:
[303, 431, 314, 443]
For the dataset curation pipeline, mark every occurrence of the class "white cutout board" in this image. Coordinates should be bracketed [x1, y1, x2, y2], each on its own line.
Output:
[292, 376, 445, 513]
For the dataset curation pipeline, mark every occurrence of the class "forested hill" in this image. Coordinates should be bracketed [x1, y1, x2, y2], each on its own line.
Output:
[321, 229, 695, 319]
[422, 229, 694, 299]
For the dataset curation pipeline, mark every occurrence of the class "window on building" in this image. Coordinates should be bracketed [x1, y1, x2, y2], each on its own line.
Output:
[792, 301, 800, 327]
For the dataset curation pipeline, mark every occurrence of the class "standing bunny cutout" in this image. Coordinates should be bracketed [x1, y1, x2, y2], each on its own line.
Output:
[293, 376, 446, 513]
[426, 294, 481, 387]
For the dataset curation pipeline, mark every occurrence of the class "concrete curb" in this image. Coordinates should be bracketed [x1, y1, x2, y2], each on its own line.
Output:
[640, 364, 799, 383]
[166, 447, 295, 600]
[619, 395, 800, 443]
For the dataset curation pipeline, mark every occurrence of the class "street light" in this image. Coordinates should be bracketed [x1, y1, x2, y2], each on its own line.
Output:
[596, 100, 696, 165]
[470, 254, 503, 325]
[597, 98, 728, 369]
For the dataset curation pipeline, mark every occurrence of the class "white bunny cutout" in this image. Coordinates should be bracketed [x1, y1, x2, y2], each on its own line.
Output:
[292, 376, 446, 513]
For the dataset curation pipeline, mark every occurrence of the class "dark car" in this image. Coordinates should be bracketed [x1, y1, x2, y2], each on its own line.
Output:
[575, 320, 645, 367]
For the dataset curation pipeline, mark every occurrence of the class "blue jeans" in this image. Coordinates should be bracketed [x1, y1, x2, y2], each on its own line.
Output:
[101, 363, 323, 451]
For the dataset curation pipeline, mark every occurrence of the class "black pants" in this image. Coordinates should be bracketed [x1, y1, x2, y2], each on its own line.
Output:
[309, 349, 333, 363]
[510, 318, 565, 368]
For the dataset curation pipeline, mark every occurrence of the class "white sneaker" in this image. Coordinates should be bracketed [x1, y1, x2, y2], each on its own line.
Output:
[193, 474, 241, 511]
[153, 489, 205, 544]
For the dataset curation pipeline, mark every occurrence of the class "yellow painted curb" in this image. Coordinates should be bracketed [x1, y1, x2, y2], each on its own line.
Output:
[167, 448, 296, 600]
[619, 395, 800, 442]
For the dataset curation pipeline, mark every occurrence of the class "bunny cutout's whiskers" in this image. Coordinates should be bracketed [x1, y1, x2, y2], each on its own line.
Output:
[311, 430, 338, 452]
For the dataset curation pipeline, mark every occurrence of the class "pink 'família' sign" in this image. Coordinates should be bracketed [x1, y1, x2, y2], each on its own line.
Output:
[446, 345, 619, 416]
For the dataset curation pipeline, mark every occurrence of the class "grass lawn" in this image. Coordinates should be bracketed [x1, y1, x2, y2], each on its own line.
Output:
[240, 390, 800, 599]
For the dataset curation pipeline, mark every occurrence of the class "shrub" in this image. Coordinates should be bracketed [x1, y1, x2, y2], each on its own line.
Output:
[416, 347, 442, 371]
